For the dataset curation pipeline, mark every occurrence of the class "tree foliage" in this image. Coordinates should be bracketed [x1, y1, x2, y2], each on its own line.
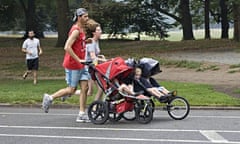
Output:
[149, 0, 194, 40]
[0, 0, 23, 31]
[81, 0, 173, 40]
[0, 0, 239, 42]
[127, 0, 172, 40]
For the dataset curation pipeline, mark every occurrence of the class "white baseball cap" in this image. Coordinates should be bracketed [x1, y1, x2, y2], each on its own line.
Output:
[72, 8, 88, 21]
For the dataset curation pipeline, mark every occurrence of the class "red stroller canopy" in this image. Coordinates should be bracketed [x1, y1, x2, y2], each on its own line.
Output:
[95, 57, 133, 80]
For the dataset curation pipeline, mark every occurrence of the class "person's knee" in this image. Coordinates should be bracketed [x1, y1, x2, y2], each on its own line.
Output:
[82, 85, 89, 92]
[66, 87, 76, 95]
[80, 81, 88, 92]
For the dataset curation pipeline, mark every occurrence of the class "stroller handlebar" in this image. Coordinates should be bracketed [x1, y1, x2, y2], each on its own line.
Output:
[81, 60, 93, 65]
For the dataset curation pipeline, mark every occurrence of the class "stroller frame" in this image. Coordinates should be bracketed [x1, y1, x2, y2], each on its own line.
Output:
[85, 57, 154, 124]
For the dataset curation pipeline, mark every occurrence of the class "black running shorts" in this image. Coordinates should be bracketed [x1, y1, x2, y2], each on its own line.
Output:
[27, 58, 39, 70]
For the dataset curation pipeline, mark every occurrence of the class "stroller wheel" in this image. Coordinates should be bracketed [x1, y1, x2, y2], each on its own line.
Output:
[149, 99, 155, 113]
[135, 102, 153, 124]
[88, 101, 109, 124]
[167, 96, 190, 120]
[108, 112, 122, 122]
[121, 108, 137, 121]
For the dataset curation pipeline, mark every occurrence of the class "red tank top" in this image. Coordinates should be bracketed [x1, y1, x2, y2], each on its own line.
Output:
[62, 25, 86, 69]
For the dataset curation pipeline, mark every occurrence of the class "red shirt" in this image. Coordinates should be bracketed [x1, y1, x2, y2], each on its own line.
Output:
[62, 25, 86, 69]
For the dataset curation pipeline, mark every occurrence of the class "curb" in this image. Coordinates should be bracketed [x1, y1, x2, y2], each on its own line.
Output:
[0, 103, 240, 110]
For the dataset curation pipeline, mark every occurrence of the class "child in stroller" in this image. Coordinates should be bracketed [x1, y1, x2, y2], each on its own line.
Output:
[133, 67, 174, 103]
[125, 58, 175, 103]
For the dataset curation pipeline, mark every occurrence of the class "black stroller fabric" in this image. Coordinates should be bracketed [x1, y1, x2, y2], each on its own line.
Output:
[138, 58, 161, 78]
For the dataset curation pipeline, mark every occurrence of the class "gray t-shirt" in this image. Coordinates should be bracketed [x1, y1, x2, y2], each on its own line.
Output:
[85, 40, 100, 61]
[22, 38, 40, 59]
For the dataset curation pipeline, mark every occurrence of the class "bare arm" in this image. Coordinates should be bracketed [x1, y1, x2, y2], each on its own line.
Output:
[38, 46, 43, 55]
[22, 48, 31, 55]
[97, 55, 107, 62]
[89, 52, 106, 63]
[64, 30, 85, 63]
[90, 51, 97, 60]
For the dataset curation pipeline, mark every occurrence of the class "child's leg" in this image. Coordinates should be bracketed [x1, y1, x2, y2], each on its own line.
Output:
[118, 84, 134, 95]
[147, 88, 164, 97]
[157, 87, 170, 95]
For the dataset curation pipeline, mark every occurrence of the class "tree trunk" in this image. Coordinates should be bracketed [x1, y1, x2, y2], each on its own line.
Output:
[179, 0, 194, 40]
[25, 0, 35, 37]
[220, 0, 229, 39]
[56, 0, 70, 47]
[233, 3, 240, 42]
[20, 0, 44, 38]
[204, 0, 211, 39]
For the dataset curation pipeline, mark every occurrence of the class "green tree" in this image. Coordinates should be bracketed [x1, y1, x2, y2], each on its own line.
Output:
[19, 0, 45, 38]
[204, 0, 211, 39]
[190, 0, 211, 39]
[209, 0, 233, 39]
[82, 0, 130, 37]
[0, 0, 21, 31]
[233, 1, 240, 41]
[128, 0, 172, 40]
[151, 0, 195, 40]
[0, 0, 58, 37]
[56, 0, 70, 47]
[81, 0, 172, 40]
[219, 0, 229, 39]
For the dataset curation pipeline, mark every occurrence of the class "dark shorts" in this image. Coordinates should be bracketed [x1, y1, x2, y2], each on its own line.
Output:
[27, 58, 39, 70]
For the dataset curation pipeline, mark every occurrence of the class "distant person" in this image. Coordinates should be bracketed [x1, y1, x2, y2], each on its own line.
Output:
[85, 19, 106, 100]
[22, 30, 43, 85]
[41, 8, 90, 122]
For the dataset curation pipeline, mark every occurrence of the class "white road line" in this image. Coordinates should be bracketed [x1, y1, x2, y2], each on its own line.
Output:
[0, 133, 240, 144]
[200, 130, 229, 143]
[191, 116, 240, 119]
[0, 125, 240, 133]
[1, 126, 240, 143]
[0, 133, 217, 143]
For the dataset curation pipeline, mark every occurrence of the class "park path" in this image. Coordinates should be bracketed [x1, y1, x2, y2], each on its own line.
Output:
[153, 50, 240, 97]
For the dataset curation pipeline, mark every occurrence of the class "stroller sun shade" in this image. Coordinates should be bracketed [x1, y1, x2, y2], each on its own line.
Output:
[139, 57, 161, 77]
[95, 57, 133, 80]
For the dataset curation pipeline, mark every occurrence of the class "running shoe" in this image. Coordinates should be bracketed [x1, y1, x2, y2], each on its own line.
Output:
[22, 72, 28, 79]
[76, 113, 90, 123]
[42, 94, 52, 113]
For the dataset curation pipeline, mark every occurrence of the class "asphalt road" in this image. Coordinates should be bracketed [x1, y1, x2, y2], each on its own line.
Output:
[0, 107, 240, 144]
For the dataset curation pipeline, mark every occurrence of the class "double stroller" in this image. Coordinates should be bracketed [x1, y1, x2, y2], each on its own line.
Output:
[86, 57, 190, 124]
[126, 57, 190, 120]
[86, 57, 154, 124]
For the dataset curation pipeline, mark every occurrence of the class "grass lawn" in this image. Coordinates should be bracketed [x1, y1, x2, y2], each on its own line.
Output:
[0, 37, 240, 106]
[0, 79, 239, 107]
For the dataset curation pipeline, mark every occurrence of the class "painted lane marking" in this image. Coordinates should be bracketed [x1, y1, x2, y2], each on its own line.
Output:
[200, 130, 228, 143]
[190, 115, 240, 119]
[0, 125, 240, 133]
[1, 125, 240, 143]
[0, 133, 240, 144]
[0, 133, 219, 143]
